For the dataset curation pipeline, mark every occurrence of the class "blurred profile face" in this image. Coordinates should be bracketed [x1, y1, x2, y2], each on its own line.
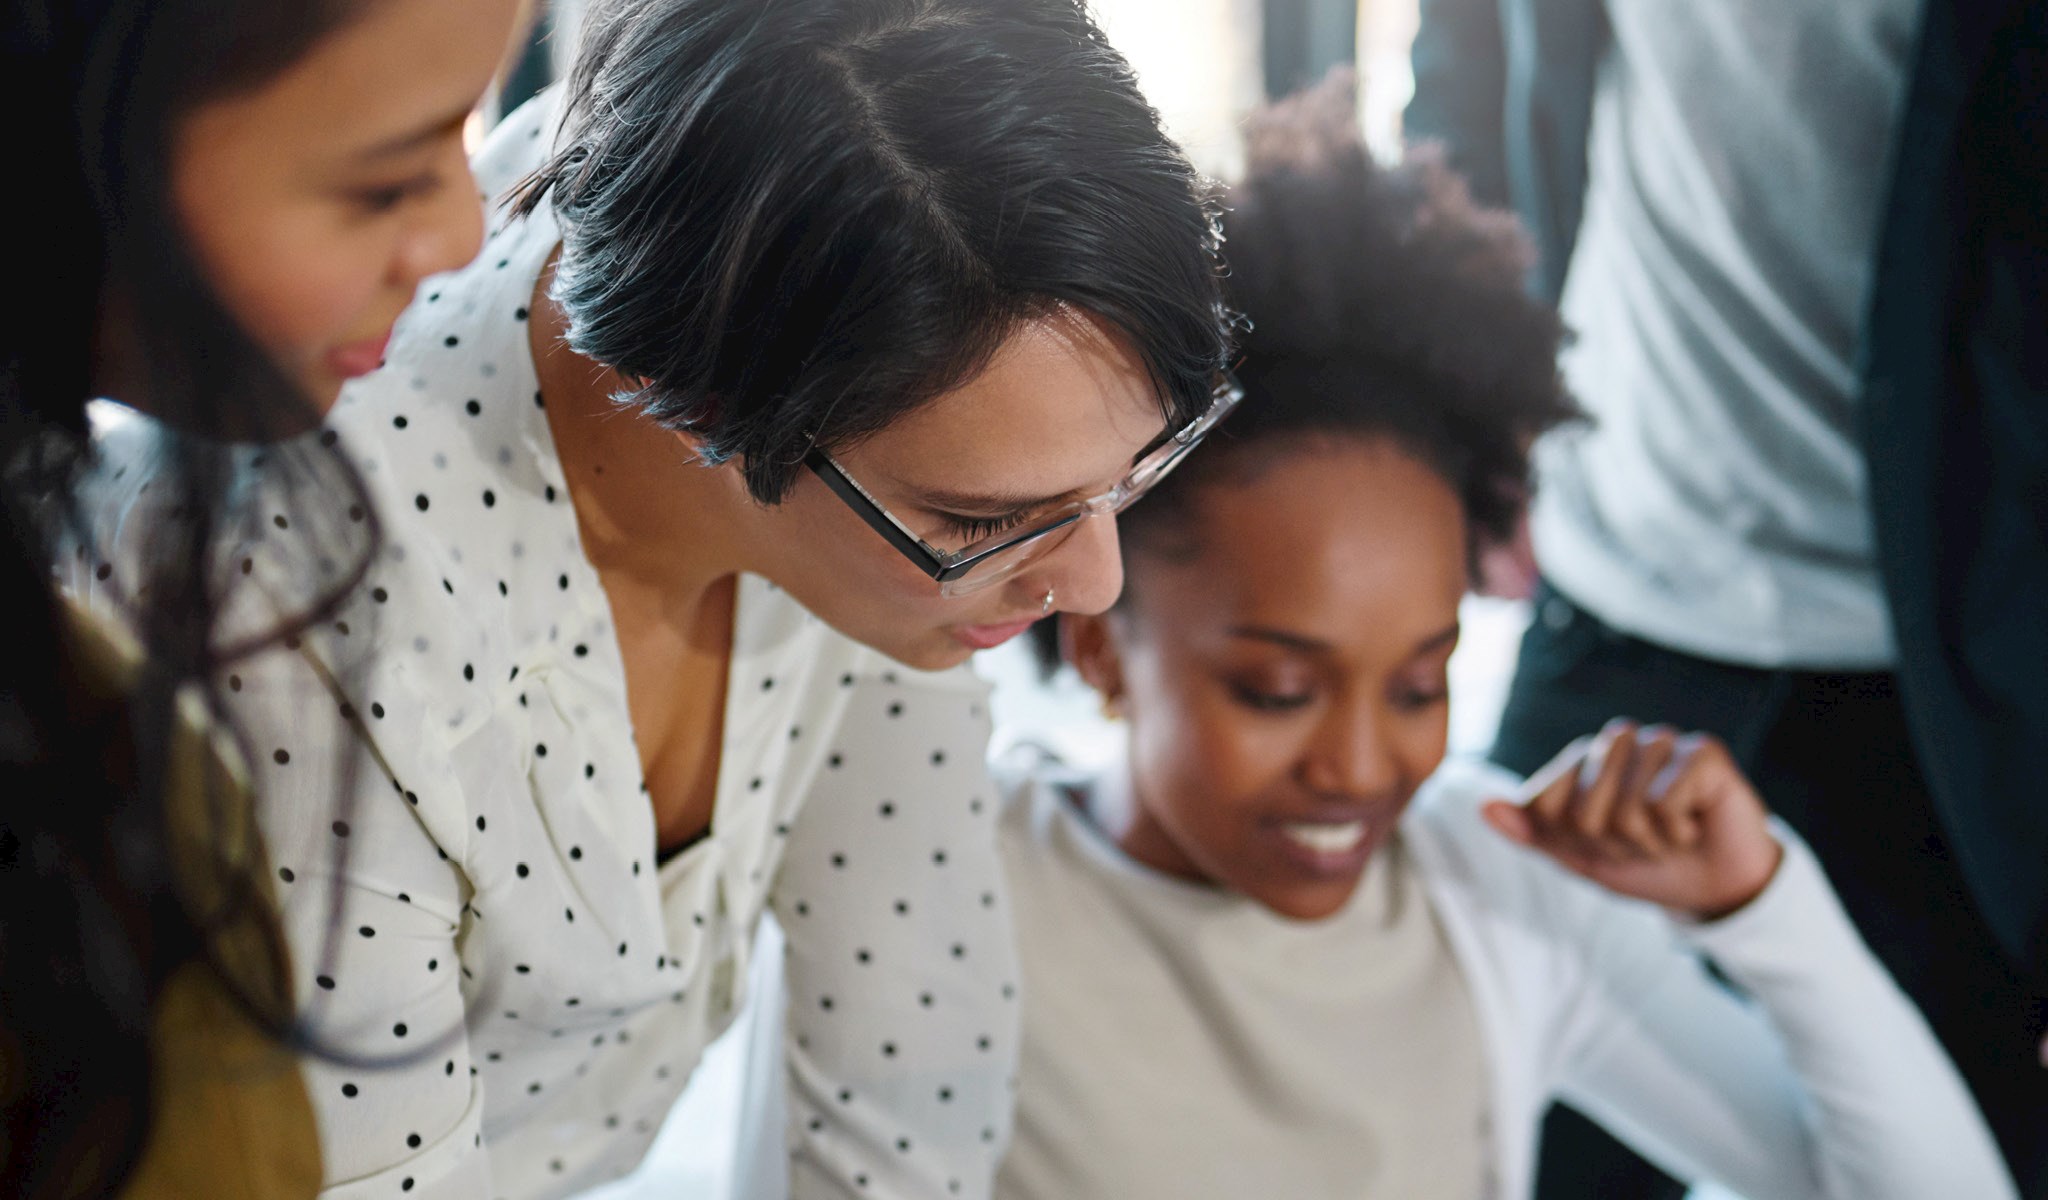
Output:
[1069, 438, 1467, 920]
[747, 310, 1166, 672]
[170, 0, 528, 411]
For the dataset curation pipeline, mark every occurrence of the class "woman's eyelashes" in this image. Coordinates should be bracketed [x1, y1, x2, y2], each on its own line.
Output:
[1392, 684, 1451, 712]
[933, 509, 1031, 546]
[1391, 664, 1453, 712]
[350, 171, 445, 215]
[1224, 676, 1317, 713]
[1220, 670, 1450, 716]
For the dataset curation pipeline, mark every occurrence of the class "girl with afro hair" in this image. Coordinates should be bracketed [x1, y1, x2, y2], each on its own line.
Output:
[989, 72, 2011, 1200]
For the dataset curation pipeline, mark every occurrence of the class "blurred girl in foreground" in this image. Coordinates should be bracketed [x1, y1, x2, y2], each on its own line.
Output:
[2, 2, 522, 1195]
[994, 75, 2014, 1200]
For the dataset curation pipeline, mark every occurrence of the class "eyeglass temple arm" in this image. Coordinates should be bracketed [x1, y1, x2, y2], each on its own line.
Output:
[804, 451, 951, 581]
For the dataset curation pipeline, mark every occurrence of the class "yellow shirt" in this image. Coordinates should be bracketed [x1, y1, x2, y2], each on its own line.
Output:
[58, 604, 322, 1199]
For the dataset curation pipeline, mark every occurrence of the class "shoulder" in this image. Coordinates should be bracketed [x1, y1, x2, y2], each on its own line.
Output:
[1401, 756, 1634, 940]
[476, 89, 568, 208]
[1404, 758, 1723, 1030]
[732, 583, 995, 831]
[319, 222, 570, 661]
[990, 747, 1126, 896]
[991, 743, 1091, 826]
[992, 744, 1060, 842]
[1399, 756, 1527, 878]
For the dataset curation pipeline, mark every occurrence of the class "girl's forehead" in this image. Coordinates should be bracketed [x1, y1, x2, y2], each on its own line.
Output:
[1128, 442, 1468, 646]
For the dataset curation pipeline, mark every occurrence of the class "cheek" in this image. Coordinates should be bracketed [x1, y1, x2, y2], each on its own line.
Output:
[174, 152, 389, 367]
[756, 488, 971, 663]
[1401, 707, 1453, 782]
[1130, 671, 1295, 831]
[201, 208, 387, 360]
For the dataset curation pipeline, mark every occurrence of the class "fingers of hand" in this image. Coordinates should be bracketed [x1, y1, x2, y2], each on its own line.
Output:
[1525, 722, 1703, 862]
[1565, 720, 1675, 861]
[1523, 734, 1596, 826]
[1481, 800, 1534, 845]
[1517, 723, 1725, 864]
[1652, 732, 1717, 836]
[1567, 720, 1639, 840]
[1609, 726, 1679, 856]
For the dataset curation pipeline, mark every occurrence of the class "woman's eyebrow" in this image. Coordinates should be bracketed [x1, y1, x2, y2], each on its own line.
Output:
[1412, 624, 1462, 655]
[1227, 622, 1463, 657]
[1228, 625, 1330, 654]
[909, 482, 1086, 516]
[354, 107, 472, 163]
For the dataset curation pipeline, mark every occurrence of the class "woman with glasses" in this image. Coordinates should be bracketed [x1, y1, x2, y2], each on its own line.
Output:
[123, 1, 1232, 1196]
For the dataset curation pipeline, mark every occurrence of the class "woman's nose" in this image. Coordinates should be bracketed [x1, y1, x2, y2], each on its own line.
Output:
[1038, 513, 1126, 616]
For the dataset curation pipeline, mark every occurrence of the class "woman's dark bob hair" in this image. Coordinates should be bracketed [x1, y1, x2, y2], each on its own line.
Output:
[514, 0, 1233, 502]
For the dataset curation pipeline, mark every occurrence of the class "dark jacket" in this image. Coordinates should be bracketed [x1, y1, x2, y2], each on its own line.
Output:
[1407, 0, 2048, 974]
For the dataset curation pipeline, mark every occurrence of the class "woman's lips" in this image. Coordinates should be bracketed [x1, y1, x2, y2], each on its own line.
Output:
[1267, 815, 1380, 876]
[952, 617, 1041, 651]
[326, 329, 393, 379]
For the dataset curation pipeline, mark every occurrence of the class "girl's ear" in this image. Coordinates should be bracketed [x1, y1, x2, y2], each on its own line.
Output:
[1061, 611, 1127, 713]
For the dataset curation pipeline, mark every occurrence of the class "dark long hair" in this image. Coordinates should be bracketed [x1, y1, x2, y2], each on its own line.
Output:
[2, 3, 380, 1196]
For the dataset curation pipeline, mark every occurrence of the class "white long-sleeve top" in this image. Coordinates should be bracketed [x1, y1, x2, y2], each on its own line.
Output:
[994, 753, 2014, 1200]
[65, 92, 1019, 1200]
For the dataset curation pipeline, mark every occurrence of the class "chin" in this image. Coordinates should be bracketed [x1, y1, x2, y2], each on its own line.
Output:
[778, 583, 975, 673]
[1249, 873, 1369, 923]
[899, 637, 977, 673]
[864, 626, 977, 674]
[295, 364, 351, 417]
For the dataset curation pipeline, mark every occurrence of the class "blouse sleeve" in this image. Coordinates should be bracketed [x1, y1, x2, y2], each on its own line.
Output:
[215, 628, 493, 1200]
[769, 661, 1019, 1200]
[1546, 827, 2016, 1200]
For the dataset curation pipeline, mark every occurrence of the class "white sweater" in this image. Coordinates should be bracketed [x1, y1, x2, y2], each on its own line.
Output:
[994, 754, 2014, 1200]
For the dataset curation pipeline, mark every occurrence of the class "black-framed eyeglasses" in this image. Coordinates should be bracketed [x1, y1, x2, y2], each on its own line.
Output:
[806, 373, 1243, 598]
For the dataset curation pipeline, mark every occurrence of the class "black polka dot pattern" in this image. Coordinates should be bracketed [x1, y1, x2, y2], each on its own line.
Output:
[772, 668, 1016, 1196]
[183, 95, 1017, 1200]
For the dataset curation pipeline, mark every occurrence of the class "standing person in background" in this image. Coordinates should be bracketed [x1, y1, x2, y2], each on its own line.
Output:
[1, 1, 525, 1197]
[73, 1, 1238, 1196]
[1407, 0, 2048, 1194]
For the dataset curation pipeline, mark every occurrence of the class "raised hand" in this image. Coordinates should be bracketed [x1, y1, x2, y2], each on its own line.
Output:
[1481, 720, 1785, 920]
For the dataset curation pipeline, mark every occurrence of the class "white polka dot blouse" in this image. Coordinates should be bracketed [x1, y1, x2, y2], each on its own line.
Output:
[74, 92, 1020, 1200]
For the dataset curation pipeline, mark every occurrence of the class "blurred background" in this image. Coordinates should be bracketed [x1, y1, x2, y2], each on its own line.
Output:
[494, 0, 1418, 170]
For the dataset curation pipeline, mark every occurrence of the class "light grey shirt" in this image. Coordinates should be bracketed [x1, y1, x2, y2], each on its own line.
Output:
[992, 752, 2017, 1200]
[995, 756, 1491, 1200]
[1531, 0, 1921, 668]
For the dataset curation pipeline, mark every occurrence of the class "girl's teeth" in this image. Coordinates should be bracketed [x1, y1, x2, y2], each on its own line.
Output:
[1280, 821, 1368, 855]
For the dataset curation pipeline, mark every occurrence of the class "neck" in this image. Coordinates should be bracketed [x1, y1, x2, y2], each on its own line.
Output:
[529, 254, 753, 619]
[1101, 750, 1210, 885]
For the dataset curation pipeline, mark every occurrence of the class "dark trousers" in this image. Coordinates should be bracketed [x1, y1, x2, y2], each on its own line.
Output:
[1500, 581, 2048, 1199]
